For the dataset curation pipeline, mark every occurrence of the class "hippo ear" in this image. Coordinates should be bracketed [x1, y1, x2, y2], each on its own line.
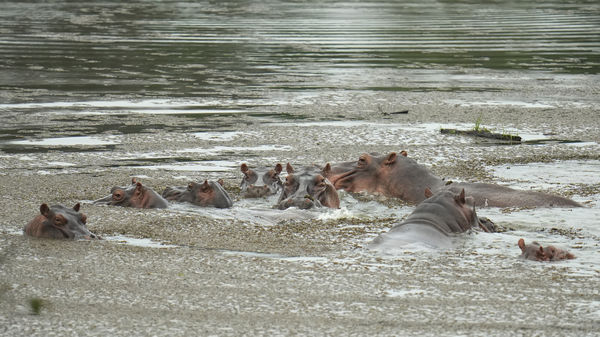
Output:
[40, 203, 50, 217]
[131, 177, 137, 184]
[424, 187, 433, 198]
[322, 163, 331, 174]
[135, 182, 143, 192]
[241, 163, 249, 173]
[286, 163, 294, 174]
[217, 178, 224, 186]
[201, 180, 211, 191]
[73, 203, 81, 212]
[384, 152, 397, 166]
[274, 163, 283, 174]
[455, 189, 466, 204]
[319, 182, 340, 209]
[518, 238, 526, 252]
[400, 150, 408, 157]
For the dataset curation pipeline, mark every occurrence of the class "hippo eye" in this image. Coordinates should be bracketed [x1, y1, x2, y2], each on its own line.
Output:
[188, 183, 194, 191]
[54, 216, 65, 226]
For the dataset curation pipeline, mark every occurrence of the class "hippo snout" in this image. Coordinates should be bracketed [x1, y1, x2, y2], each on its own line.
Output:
[278, 196, 316, 210]
[245, 185, 271, 198]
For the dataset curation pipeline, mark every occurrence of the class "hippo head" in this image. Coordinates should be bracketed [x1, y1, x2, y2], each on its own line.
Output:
[240, 163, 283, 198]
[163, 180, 233, 208]
[423, 187, 481, 233]
[323, 151, 430, 201]
[24, 203, 99, 240]
[277, 163, 340, 210]
[518, 238, 575, 261]
[94, 178, 168, 209]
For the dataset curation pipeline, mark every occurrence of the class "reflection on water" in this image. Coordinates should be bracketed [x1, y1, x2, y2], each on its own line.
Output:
[0, 0, 598, 109]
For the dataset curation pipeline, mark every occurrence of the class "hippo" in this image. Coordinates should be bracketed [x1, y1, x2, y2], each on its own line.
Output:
[162, 179, 233, 208]
[371, 188, 493, 250]
[277, 163, 340, 210]
[323, 151, 581, 208]
[94, 178, 168, 209]
[240, 163, 283, 198]
[24, 203, 99, 240]
[518, 238, 575, 261]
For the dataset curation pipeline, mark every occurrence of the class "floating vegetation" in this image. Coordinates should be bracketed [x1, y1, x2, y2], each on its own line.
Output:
[441, 115, 522, 143]
[28, 297, 47, 315]
[440, 128, 522, 143]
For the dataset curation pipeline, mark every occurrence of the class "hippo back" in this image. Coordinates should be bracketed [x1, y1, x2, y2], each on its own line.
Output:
[371, 189, 480, 250]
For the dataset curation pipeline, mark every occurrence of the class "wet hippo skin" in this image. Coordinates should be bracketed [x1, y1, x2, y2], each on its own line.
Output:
[518, 238, 575, 261]
[324, 151, 582, 208]
[163, 179, 233, 208]
[240, 163, 283, 198]
[371, 188, 491, 249]
[277, 163, 340, 210]
[24, 203, 99, 240]
[94, 178, 168, 209]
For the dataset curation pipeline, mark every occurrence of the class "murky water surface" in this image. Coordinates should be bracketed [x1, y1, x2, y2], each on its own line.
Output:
[0, 0, 599, 336]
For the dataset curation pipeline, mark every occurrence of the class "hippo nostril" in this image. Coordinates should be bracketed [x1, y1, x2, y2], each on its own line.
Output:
[301, 199, 315, 209]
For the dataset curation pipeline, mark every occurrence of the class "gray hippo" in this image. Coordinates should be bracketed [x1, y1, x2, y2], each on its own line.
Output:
[24, 203, 99, 240]
[323, 151, 581, 208]
[371, 188, 493, 250]
[162, 180, 233, 208]
[94, 178, 168, 209]
[277, 163, 340, 210]
[518, 238, 575, 261]
[240, 163, 283, 198]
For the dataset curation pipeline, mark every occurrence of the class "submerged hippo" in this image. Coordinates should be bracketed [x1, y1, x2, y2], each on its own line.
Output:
[277, 163, 340, 210]
[324, 151, 581, 208]
[94, 178, 168, 209]
[163, 180, 233, 208]
[371, 188, 493, 249]
[518, 238, 575, 261]
[240, 163, 283, 198]
[24, 203, 99, 240]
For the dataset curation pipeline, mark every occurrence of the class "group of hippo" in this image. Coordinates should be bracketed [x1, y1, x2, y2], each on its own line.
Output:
[24, 151, 578, 262]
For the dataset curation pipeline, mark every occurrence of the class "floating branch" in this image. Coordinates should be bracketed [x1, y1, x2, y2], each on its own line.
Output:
[440, 128, 522, 142]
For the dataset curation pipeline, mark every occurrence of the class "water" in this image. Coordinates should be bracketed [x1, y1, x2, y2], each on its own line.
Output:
[1, 0, 599, 111]
[1, 1, 599, 336]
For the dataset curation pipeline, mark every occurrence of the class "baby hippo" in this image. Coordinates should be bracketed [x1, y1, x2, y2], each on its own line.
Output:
[518, 238, 575, 261]
[163, 179, 233, 208]
[240, 163, 283, 198]
[24, 203, 99, 240]
[94, 178, 168, 209]
[371, 188, 493, 249]
[277, 163, 340, 210]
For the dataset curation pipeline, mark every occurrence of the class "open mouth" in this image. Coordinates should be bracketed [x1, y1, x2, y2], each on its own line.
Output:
[329, 169, 358, 189]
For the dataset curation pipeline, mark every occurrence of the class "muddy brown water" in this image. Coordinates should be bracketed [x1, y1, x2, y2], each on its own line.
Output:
[1, 1, 599, 336]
